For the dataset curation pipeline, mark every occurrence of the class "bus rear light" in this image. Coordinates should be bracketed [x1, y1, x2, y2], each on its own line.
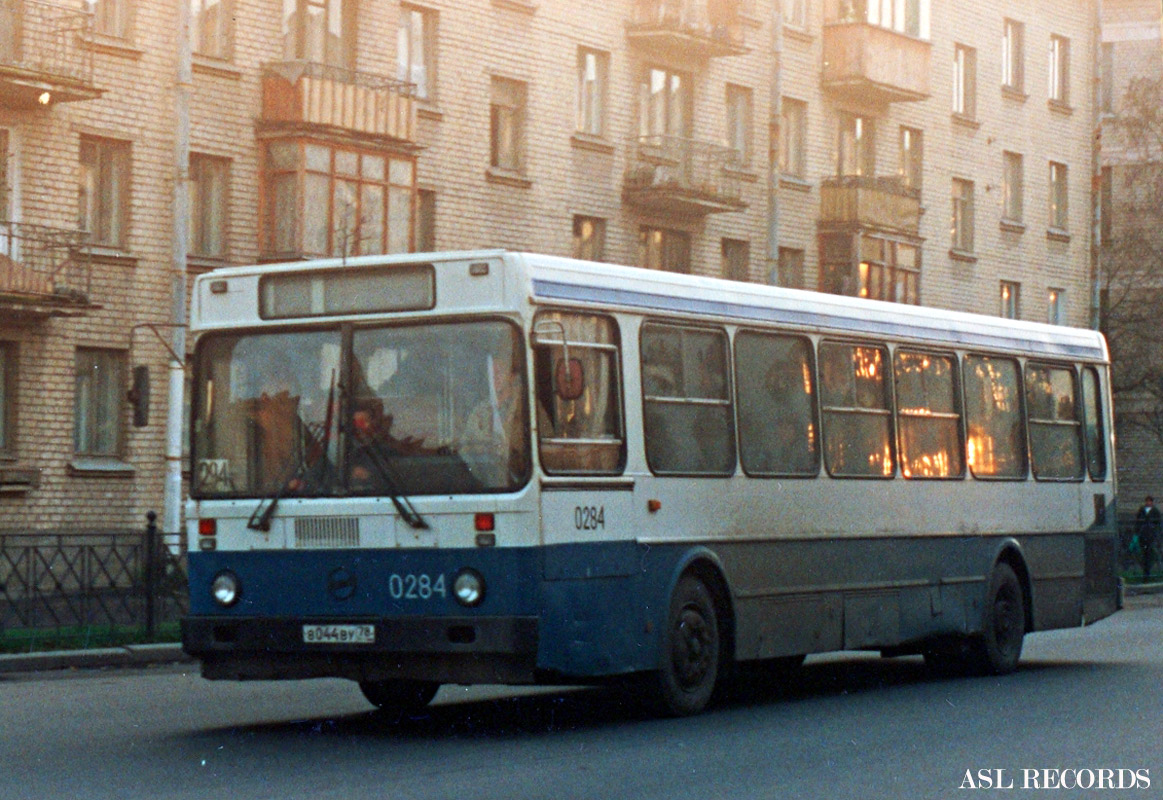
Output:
[474, 512, 495, 532]
[199, 519, 217, 537]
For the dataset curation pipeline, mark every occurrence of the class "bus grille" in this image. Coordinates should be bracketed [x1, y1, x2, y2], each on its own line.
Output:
[294, 517, 360, 549]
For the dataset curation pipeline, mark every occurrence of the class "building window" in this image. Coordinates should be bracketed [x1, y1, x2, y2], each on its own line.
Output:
[639, 67, 691, 139]
[281, 0, 355, 68]
[398, 5, 435, 101]
[0, 342, 13, 455]
[638, 226, 690, 274]
[74, 349, 124, 457]
[953, 44, 976, 118]
[726, 85, 753, 168]
[573, 216, 606, 261]
[778, 246, 804, 289]
[899, 127, 922, 193]
[1100, 165, 1113, 244]
[834, 0, 929, 38]
[0, 128, 9, 222]
[1049, 161, 1068, 230]
[1048, 288, 1065, 325]
[722, 238, 749, 281]
[1000, 281, 1020, 319]
[951, 178, 974, 252]
[859, 237, 919, 304]
[189, 154, 229, 259]
[780, 98, 806, 178]
[1002, 19, 1024, 92]
[79, 137, 130, 249]
[577, 48, 608, 137]
[1002, 151, 1023, 223]
[783, 0, 807, 28]
[262, 140, 416, 259]
[1049, 35, 1070, 105]
[1100, 42, 1114, 114]
[490, 77, 526, 172]
[86, 0, 132, 39]
[838, 113, 875, 176]
[191, 0, 233, 60]
[417, 188, 436, 252]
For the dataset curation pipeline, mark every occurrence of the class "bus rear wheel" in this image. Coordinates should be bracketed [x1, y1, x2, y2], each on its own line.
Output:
[651, 574, 721, 716]
[359, 679, 440, 713]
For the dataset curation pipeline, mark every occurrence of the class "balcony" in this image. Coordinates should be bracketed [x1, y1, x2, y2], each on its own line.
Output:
[623, 135, 747, 216]
[261, 62, 417, 144]
[626, 0, 748, 60]
[0, 1, 102, 108]
[822, 22, 930, 105]
[819, 176, 921, 235]
[0, 221, 94, 319]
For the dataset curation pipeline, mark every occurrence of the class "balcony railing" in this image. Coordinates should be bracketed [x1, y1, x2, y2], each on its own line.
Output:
[822, 22, 931, 105]
[623, 135, 747, 216]
[262, 61, 417, 143]
[819, 175, 921, 234]
[0, 0, 101, 107]
[0, 220, 92, 315]
[626, 0, 748, 59]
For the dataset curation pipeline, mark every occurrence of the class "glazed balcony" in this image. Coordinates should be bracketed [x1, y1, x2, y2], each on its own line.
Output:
[0, 0, 102, 108]
[822, 22, 930, 105]
[623, 135, 747, 216]
[261, 61, 417, 143]
[819, 175, 921, 235]
[0, 221, 94, 319]
[626, 0, 748, 60]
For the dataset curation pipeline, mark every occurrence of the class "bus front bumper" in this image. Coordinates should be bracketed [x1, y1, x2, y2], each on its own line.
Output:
[181, 615, 540, 684]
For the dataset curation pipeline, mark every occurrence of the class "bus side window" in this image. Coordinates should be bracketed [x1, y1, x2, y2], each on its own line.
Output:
[1081, 367, 1107, 480]
[641, 323, 735, 476]
[894, 350, 965, 479]
[963, 355, 1027, 479]
[532, 312, 625, 475]
[819, 342, 894, 477]
[1026, 363, 1084, 480]
[734, 331, 819, 476]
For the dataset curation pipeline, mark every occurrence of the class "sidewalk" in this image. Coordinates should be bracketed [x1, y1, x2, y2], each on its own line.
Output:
[0, 642, 191, 675]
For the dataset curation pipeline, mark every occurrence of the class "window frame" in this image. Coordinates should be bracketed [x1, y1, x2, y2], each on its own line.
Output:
[1002, 151, 1023, 223]
[490, 76, 527, 173]
[189, 153, 230, 260]
[951, 177, 975, 253]
[1002, 18, 1024, 93]
[726, 84, 753, 168]
[899, 126, 923, 193]
[721, 238, 750, 282]
[639, 66, 692, 140]
[191, 0, 234, 60]
[1049, 34, 1070, 105]
[963, 353, 1028, 480]
[780, 97, 807, 178]
[74, 348, 126, 458]
[577, 48, 609, 138]
[837, 113, 875, 177]
[1081, 366, 1107, 481]
[281, 0, 356, 69]
[638, 226, 691, 274]
[893, 349, 965, 480]
[0, 341, 14, 457]
[79, 136, 131, 250]
[1049, 160, 1068, 231]
[818, 340, 896, 479]
[953, 43, 977, 119]
[573, 215, 606, 262]
[398, 5, 436, 101]
[1000, 281, 1020, 319]
[1025, 361, 1084, 482]
[88, 0, 133, 39]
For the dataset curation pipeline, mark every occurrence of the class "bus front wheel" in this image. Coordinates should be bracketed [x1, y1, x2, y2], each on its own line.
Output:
[971, 561, 1026, 675]
[359, 679, 440, 713]
[651, 574, 721, 716]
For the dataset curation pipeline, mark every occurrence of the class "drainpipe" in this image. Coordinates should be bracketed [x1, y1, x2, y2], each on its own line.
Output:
[767, 1, 783, 284]
[1091, 0, 1104, 330]
[165, 1, 192, 538]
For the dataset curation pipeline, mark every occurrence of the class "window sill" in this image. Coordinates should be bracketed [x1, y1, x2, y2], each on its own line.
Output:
[949, 248, 978, 264]
[784, 26, 814, 44]
[485, 167, 533, 189]
[81, 34, 144, 60]
[491, 0, 537, 13]
[188, 255, 230, 274]
[68, 457, 136, 478]
[1047, 227, 1071, 243]
[1049, 99, 1073, 116]
[951, 113, 980, 131]
[779, 175, 812, 192]
[999, 219, 1026, 234]
[82, 246, 138, 268]
[570, 133, 616, 155]
[417, 104, 444, 122]
[1001, 85, 1028, 103]
[724, 166, 760, 183]
[0, 466, 40, 494]
[193, 55, 242, 80]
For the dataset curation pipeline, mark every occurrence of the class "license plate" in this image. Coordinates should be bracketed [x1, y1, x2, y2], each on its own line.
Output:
[302, 624, 375, 645]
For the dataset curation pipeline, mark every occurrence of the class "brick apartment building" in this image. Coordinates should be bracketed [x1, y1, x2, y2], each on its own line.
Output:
[0, 0, 1101, 534]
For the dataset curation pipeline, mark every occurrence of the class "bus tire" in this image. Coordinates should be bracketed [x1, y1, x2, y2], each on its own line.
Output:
[970, 562, 1025, 675]
[358, 679, 440, 713]
[651, 574, 721, 716]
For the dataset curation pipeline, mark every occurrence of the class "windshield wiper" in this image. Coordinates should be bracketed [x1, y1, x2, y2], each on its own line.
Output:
[352, 431, 429, 530]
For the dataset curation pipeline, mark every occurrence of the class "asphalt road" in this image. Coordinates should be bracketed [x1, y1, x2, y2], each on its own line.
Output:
[3, 597, 1162, 800]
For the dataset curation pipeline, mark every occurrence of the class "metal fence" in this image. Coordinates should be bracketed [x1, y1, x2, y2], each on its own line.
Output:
[0, 514, 187, 648]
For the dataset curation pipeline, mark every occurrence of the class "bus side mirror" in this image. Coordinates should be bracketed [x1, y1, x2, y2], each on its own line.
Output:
[555, 358, 585, 401]
[128, 365, 150, 427]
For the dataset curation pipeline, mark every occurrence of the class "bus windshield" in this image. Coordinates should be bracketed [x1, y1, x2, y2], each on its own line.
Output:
[191, 320, 529, 498]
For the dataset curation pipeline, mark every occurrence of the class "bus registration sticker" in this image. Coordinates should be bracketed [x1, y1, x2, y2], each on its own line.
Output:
[302, 624, 375, 645]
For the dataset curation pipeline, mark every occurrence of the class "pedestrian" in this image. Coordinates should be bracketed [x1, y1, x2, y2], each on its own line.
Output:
[1135, 496, 1163, 581]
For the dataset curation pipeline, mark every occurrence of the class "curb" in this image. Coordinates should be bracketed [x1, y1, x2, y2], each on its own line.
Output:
[1124, 580, 1163, 596]
[0, 643, 193, 675]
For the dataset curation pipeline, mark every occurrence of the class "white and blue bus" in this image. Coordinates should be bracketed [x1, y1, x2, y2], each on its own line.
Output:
[181, 250, 1120, 715]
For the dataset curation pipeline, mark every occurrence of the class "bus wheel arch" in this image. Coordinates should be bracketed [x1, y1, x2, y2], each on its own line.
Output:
[994, 544, 1034, 634]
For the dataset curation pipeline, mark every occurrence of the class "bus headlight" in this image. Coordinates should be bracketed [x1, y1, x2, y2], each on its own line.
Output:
[211, 571, 241, 607]
[453, 569, 485, 607]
